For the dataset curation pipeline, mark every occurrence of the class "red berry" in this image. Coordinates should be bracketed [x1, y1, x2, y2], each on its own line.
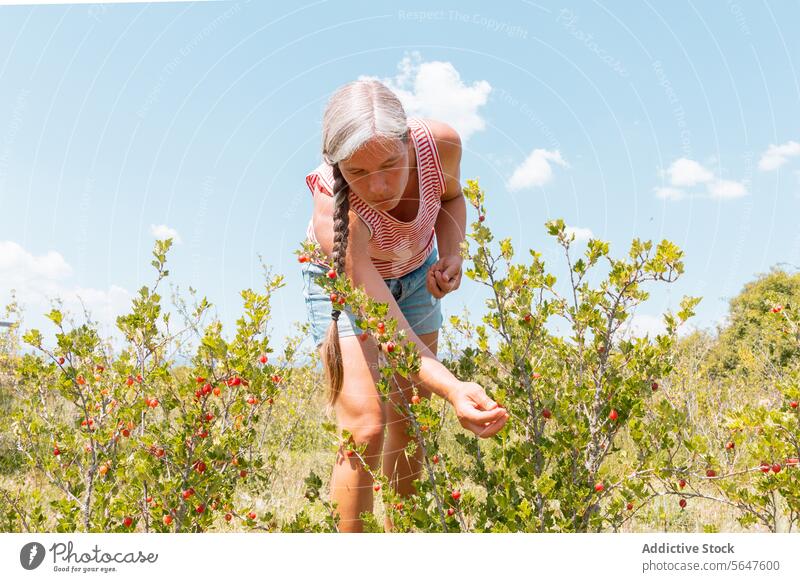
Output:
[790, 401, 798, 409]
[760, 461, 771, 473]
[411, 395, 421, 405]
[271, 374, 282, 383]
[386, 341, 396, 353]
[240, 470, 248, 478]
[376, 321, 385, 333]
[542, 408, 552, 419]
[149, 398, 159, 408]
[121, 429, 130, 438]
[213, 386, 221, 396]
[327, 269, 336, 279]
[523, 313, 532, 323]
[651, 381, 659, 391]
[194, 390, 202, 399]
[432, 454, 439, 464]
[609, 409, 618, 421]
[123, 516, 133, 528]
[77, 375, 86, 385]
[182, 488, 194, 499]
[298, 255, 309, 263]
[156, 448, 165, 458]
[224, 513, 232, 522]
[205, 413, 214, 422]
[259, 355, 268, 364]
[136, 374, 143, 383]
[626, 502, 634, 511]
[451, 490, 461, 501]
[232, 376, 241, 386]
[196, 376, 205, 384]
[53, 447, 61, 456]
[706, 469, 716, 478]
[338, 296, 346, 305]
[126, 376, 134, 386]
[531, 372, 542, 380]
[447, 507, 456, 516]
[679, 498, 687, 508]
[394, 503, 403, 511]
[203, 383, 212, 395]
[374, 484, 381, 492]
[163, 515, 173, 526]
[478, 214, 485, 222]
[57, 356, 65, 365]
[594, 482, 604, 492]
[329, 293, 338, 303]
[146, 496, 153, 503]
[358, 332, 369, 342]
[346, 449, 355, 457]
[196, 504, 205, 514]
[247, 512, 257, 520]
[678, 479, 686, 489]
[194, 461, 207, 474]
[725, 441, 735, 450]
[772, 463, 782, 474]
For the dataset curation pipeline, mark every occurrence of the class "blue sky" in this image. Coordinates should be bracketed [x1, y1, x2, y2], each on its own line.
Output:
[1, 0, 799, 355]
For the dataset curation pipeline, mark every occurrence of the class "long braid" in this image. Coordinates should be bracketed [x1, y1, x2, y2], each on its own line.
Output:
[321, 163, 350, 407]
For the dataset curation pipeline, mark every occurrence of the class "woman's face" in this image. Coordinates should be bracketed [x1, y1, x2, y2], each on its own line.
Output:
[338, 136, 412, 211]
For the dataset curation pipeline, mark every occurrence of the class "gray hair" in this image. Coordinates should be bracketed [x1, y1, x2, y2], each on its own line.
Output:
[321, 79, 408, 165]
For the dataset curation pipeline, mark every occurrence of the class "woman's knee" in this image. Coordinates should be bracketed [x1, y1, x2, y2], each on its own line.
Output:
[341, 406, 386, 449]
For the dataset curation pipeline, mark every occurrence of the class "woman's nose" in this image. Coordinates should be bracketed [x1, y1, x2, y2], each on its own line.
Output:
[368, 174, 387, 194]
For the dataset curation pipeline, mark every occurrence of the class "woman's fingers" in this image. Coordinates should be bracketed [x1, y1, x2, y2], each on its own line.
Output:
[427, 269, 446, 298]
[435, 269, 453, 290]
[462, 414, 509, 438]
[464, 405, 508, 425]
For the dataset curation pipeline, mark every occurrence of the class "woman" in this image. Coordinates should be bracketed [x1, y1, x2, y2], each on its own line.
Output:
[300, 79, 509, 532]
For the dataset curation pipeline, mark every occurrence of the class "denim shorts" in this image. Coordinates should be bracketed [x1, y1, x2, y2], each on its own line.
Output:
[301, 248, 444, 348]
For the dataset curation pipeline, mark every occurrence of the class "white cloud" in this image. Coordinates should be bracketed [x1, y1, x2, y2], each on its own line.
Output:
[666, 158, 714, 186]
[654, 187, 686, 201]
[0, 241, 72, 286]
[507, 149, 568, 191]
[758, 141, 800, 171]
[150, 224, 182, 244]
[564, 225, 593, 242]
[368, 52, 491, 142]
[655, 157, 747, 201]
[0, 240, 131, 338]
[619, 313, 696, 340]
[707, 179, 747, 199]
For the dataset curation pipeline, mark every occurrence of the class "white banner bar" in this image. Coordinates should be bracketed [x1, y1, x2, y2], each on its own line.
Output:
[1, 533, 798, 581]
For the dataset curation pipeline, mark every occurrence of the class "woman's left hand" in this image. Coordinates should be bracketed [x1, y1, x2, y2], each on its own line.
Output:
[426, 255, 463, 299]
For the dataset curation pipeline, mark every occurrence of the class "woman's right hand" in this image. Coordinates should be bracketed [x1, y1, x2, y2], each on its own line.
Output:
[448, 381, 509, 438]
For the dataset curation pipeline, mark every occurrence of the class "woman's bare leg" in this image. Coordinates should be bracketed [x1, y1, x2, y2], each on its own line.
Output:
[326, 335, 385, 532]
[381, 331, 438, 532]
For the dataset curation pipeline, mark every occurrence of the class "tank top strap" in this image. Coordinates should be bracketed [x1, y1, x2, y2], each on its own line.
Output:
[407, 117, 447, 195]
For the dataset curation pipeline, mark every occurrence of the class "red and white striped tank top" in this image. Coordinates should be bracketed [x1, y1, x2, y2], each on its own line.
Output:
[304, 117, 446, 279]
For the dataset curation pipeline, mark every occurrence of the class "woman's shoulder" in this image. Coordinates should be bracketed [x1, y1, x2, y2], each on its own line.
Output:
[305, 161, 335, 197]
[416, 118, 462, 164]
